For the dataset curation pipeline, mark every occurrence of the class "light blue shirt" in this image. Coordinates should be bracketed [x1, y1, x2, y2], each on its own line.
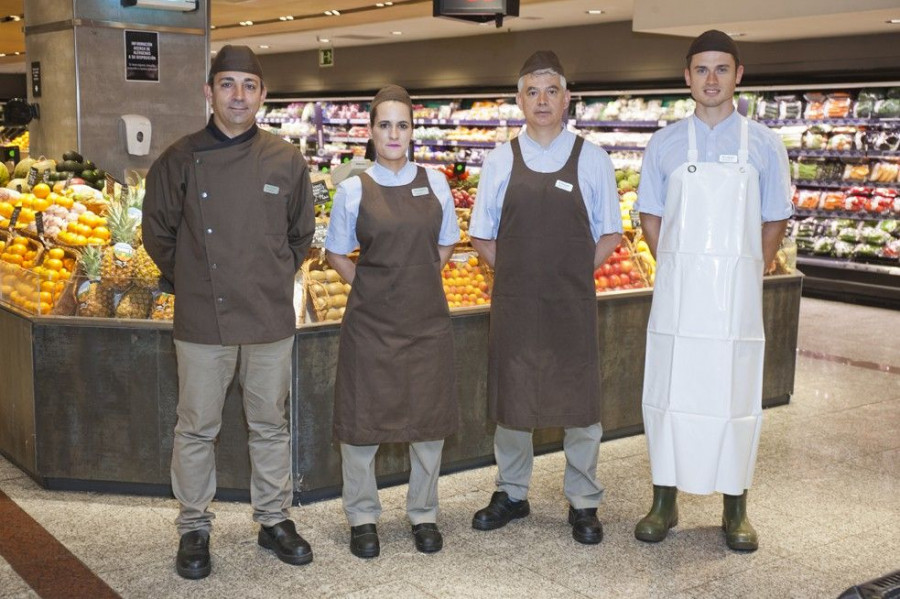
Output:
[635, 111, 793, 222]
[469, 127, 622, 242]
[325, 160, 461, 255]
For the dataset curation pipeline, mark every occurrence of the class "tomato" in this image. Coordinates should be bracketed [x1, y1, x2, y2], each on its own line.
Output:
[596, 276, 609, 289]
[620, 259, 633, 274]
[619, 273, 630, 285]
[609, 274, 621, 288]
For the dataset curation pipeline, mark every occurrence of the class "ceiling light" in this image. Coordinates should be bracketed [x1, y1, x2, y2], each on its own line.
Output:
[392, 31, 402, 35]
[11, 15, 22, 21]
[259, 45, 269, 49]
[332, 9, 341, 15]
[887, 19, 900, 24]
[209, 24, 216, 29]
[385, 2, 393, 5]
[725, 32, 746, 37]
[279, 15, 294, 21]
[239, 20, 253, 26]
[0, 54, 6, 58]
[376, 2, 385, 6]
[586, 10, 603, 15]
[319, 37, 331, 43]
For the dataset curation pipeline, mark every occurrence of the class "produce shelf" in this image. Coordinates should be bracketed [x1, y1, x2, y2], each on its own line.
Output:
[414, 139, 500, 148]
[575, 120, 668, 129]
[760, 118, 897, 127]
[788, 149, 900, 159]
[794, 180, 900, 190]
[797, 256, 900, 308]
[792, 208, 900, 219]
[414, 118, 525, 127]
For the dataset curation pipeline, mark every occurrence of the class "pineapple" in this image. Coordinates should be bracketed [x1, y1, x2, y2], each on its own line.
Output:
[76, 245, 113, 317]
[132, 244, 161, 289]
[115, 286, 152, 319]
[101, 200, 139, 291]
[150, 292, 175, 321]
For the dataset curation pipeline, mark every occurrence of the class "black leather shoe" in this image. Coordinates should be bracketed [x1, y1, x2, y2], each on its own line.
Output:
[176, 530, 211, 580]
[568, 506, 603, 545]
[472, 491, 530, 531]
[258, 520, 313, 565]
[412, 523, 443, 554]
[350, 524, 380, 559]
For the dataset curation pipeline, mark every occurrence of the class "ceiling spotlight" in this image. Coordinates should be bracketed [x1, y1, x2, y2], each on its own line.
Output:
[392, 31, 402, 35]
[239, 20, 253, 26]
[385, 2, 393, 5]
[0, 54, 6, 57]
[333, 9, 341, 15]
[887, 19, 900, 24]
[259, 45, 270, 49]
[11, 15, 22, 21]
[725, 32, 746, 37]
[209, 24, 216, 29]
[376, 2, 385, 6]
[319, 37, 331, 43]
[279, 15, 294, 21]
[586, 10, 603, 15]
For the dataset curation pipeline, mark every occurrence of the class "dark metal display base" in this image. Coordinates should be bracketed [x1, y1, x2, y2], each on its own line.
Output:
[0, 275, 802, 503]
[797, 257, 900, 310]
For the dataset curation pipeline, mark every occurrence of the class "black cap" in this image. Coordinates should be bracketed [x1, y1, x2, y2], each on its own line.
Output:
[686, 30, 741, 66]
[209, 45, 264, 83]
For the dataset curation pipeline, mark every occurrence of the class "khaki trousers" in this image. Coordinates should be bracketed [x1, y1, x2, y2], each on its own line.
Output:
[494, 422, 605, 509]
[172, 337, 294, 535]
[340, 440, 444, 527]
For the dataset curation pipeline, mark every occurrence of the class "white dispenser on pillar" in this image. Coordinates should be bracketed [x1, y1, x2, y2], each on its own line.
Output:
[120, 114, 152, 156]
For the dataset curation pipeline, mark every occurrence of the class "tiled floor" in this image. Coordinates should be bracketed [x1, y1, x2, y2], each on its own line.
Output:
[1, 297, 899, 598]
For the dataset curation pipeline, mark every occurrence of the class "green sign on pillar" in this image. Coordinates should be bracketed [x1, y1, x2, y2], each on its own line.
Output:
[318, 48, 334, 68]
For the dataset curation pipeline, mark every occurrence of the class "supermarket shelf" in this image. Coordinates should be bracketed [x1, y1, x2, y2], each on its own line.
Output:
[575, 120, 668, 128]
[787, 149, 900, 159]
[797, 255, 900, 309]
[417, 158, 484, 167]
[761, 118, 900, 127]
[323, 135, 369, 144]
[322, 118, 369, 125]
[415, 118, 525, 127]
[792, 208, 899, 219]
[794, 180, 900, 190]
[414, 139, 500, 148]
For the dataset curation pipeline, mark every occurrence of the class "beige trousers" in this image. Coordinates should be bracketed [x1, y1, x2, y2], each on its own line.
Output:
[172, 336, 294, 535]
[340, 440, 444, 527]
[494, 422, 605, 509]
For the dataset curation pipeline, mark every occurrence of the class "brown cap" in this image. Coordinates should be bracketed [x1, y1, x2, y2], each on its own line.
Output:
[209, 45, 264, 83]
[369, 84, 413, 124]
[686, 30, 741, 65]
[519, 50, 565, 78]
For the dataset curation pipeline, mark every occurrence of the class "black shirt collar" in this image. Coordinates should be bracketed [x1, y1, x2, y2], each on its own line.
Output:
[206, 115, 259, 146]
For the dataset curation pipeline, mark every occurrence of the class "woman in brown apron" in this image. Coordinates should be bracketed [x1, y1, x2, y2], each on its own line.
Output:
[325, 85, 460, 558]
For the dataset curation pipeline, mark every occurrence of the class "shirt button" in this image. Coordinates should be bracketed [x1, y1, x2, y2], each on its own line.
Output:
[195, 159, 201, 164]
[217, 297, 224, 303]
[211, 263, 217, 270]
[206, 228, 213, 234]
[201, 192, 208, 199]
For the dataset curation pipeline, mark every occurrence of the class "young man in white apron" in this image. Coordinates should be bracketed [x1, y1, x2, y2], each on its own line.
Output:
[634, 30, 793, 552]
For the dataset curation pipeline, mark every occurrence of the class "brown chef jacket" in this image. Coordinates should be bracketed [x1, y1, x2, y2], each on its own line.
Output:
[143, 119, 315, 345]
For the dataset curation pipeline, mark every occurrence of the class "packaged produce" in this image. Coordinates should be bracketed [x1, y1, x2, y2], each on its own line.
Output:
[795, 189, 822, 209]
[875, 98, 900, 118]
[869, 162, 900, 183]
[819, 191, 844, 211]
[825, 130, 856, 151]
[803, 93, 826, 120]
[756, 97, 780, 120]
[833, 240, 855, 258]
[843, 163, 870, 181]
[801, 126, 829, 150]
[792, 160, 820, 180]
[877, 219, 899, 236]
[823, 93, 852, 119]
[812, 237, 835, 255]
[776, 96, 803, 120]
[838, 227, 861, 243]
[865, 194, 895, 214]
[853, 243, 880, 258]
[867, 129, 900, 151]
[879, 239, 900, 259]
[777, 126, 805, 149]
[861, 226, 892, 246]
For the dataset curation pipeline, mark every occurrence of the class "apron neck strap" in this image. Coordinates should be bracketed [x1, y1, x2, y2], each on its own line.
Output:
[687, 116, 699, 163]
[738, 115, 749, 164]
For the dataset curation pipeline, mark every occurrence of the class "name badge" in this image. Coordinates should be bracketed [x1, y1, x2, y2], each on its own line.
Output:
[411, 187, 430, 197]
[719, 154, 738, 163]
[555, 179, 574, 192]
[263, 183, 280, 194]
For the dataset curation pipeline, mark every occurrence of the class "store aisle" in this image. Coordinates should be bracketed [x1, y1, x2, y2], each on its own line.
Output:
[1, 297, 898, 599]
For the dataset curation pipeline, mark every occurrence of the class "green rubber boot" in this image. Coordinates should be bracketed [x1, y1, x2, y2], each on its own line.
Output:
[722, 491, 758, 552]
[634, 485, 678, 543]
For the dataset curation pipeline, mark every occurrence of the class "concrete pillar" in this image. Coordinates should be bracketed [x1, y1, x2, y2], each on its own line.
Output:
[23, 0, 208, 179]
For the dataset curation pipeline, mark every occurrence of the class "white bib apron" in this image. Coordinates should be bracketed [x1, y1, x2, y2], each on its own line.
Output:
[642, 115, 765, 496]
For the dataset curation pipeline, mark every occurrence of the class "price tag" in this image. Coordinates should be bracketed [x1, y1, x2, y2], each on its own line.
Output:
[9, 206, 21, 231]
[658, 120, 667, 127]
[120, 183, 130, 205]
[311, 180, 331, 205]
[27, 166, 39, 188]
[629, 209, 642, 229]
[35, 211, 46, 243]
[499, 120, 507, 127]
[105, 173, 116, 196]
[449, 140, 458, 147]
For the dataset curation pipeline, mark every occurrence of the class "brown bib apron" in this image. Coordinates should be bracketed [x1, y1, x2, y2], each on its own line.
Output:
[333, 167, 458, 445]
[488, 136, 601, 429]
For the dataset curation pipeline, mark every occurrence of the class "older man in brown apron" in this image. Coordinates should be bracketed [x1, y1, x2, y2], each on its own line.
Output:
[143, 45, 316, 579]
[469, 51, 622, 545]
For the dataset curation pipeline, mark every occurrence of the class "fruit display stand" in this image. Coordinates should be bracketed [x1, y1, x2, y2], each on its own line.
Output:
[0, 268, 801, 501]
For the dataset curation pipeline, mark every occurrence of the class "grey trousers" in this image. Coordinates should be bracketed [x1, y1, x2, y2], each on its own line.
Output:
[172, 337, 294, 535]
[494, 422, 605, 509]
[340, 440, 444, 527]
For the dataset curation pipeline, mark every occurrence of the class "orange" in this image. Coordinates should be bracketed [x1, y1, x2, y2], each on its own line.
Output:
[44, 258, 63, 271]
[2, 254, 23, 266]
[55, 196, 74, 210]
[32, 183, 51, 199]
[5, 244, 26, 257]
[32, 198, 51, 212]
[91, 226, 110, 241]
[12, 237, 29, 246]
[0, 202, 13, 218]
[47, 248, 65, 260]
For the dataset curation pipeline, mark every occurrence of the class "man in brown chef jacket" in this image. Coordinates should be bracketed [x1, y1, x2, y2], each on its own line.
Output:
[469, 51, 623, 544]
[143, 45, 315, 579]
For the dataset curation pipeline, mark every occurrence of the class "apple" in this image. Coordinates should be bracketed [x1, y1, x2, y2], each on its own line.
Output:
[596, 276, 609, 289]
[620, 259, 633, 274]
[610, 274, 621, 288]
